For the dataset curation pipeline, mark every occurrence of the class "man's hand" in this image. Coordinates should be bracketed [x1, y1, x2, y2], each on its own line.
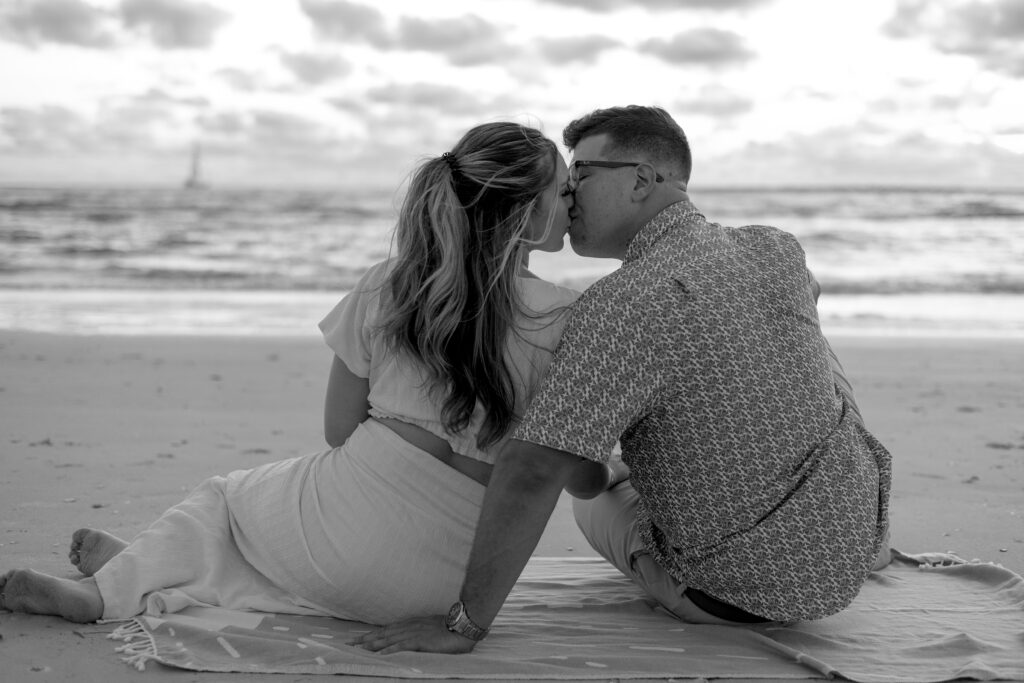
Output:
[349, 616, 477, 655]
[607, 451, 630, 488]
[564, 453, 630, 499]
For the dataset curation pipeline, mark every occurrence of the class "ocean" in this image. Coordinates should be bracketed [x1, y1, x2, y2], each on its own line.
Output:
[1, 185, 1022, 337]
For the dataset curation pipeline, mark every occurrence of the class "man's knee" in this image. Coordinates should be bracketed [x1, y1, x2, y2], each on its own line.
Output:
[572, 483, 643, 577]
[573, 483, 638, 540]
[822, 336, 864, 424]
[571, 493, 607, 549]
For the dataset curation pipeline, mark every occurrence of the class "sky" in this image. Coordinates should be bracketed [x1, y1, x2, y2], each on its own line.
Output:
[1, 0, 1022, 190]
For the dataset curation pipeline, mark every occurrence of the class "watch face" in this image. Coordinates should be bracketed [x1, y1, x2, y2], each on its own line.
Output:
[444, 600, 487, 641]
[446, 602, 462, 625]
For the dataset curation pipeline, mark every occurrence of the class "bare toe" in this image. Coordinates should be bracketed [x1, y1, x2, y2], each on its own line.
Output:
[69, 529, 128, 577]
[69, 528, 87, 568]
[0, 569, 103, 623]
[0, 570, 12, 611]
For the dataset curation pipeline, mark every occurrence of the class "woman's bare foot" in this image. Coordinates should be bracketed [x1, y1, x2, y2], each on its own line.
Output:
[69, 528, 128, 576]
[0, 569, 103, 623]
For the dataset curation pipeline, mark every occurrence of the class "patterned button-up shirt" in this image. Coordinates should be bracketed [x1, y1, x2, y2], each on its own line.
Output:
[514, 201, 892, 621]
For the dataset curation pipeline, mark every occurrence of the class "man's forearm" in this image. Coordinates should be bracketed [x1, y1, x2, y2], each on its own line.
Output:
[349, 440, 582, 655]
[460, 441, 578, 628]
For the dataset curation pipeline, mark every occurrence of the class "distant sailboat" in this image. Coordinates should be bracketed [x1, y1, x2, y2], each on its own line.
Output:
[184, 142, 207, 190]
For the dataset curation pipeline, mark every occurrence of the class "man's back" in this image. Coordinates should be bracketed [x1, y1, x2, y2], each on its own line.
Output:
[517, 201, 892, 621]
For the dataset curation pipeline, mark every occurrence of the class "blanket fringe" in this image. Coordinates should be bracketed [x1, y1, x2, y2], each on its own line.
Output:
[107, 618, 158, 671]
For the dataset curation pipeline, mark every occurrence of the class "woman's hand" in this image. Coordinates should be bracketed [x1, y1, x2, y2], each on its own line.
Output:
[324, 356, 370, 448]
[349, 616, 478, 655]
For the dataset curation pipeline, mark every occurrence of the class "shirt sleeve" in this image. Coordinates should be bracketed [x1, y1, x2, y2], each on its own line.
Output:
[318, 262, 388, 378]
[512, 278, 672, 463]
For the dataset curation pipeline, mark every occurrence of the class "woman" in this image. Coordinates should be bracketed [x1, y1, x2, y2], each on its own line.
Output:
[0, 122, 581, 624]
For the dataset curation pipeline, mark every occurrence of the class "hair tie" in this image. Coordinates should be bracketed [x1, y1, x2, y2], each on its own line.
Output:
[441, 151, 460, 174]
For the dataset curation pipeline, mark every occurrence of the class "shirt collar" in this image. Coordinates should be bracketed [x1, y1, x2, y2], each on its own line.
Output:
[624, 200, 704, 264]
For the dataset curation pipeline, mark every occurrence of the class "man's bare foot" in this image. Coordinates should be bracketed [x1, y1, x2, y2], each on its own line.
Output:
[0, 569, 103, 623]
[871, 526, 893, 571]
[69, 528, 128, 576]
[872, 544, 893, 571]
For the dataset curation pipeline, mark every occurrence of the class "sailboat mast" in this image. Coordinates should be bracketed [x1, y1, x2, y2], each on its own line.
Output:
[191, 142, 200, 181]
[184, 141, 205, 189]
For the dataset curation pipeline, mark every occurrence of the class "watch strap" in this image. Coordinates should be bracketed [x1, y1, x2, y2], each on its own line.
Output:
[445, 601, 489, 641]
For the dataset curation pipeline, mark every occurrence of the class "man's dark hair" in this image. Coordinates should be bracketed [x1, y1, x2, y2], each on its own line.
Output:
[563, 105, 691, 185]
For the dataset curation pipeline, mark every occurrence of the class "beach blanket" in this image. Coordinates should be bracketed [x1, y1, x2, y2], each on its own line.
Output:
[107, 550, 1024, 681]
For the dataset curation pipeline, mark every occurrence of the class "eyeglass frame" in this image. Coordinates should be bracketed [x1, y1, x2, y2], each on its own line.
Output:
[567, 160, 664, 193]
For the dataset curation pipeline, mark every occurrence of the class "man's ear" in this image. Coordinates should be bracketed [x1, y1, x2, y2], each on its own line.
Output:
[630, 163, 660, 201]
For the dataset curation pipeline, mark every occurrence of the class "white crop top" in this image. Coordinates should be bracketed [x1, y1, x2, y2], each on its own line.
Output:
[319, 260, 580, 464]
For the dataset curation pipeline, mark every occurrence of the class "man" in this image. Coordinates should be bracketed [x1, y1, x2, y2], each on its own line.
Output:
[354, 105, 892, 654]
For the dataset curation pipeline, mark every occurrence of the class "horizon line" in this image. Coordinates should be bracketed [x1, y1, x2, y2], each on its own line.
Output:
[2, 182, 1022, 194]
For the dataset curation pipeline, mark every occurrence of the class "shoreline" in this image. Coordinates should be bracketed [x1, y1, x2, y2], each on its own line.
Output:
[1, 329, 1022, 681]
[2, 288, 1024, 339]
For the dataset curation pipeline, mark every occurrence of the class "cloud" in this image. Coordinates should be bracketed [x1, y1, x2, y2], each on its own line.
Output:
[198, 110, 246, 136]
[215, 68, 263, 92]
[244, 109, 351, 153]
[121, 0, 229, 49]
[882, 0, 927, 39]
[0, 105, 95, 151]
[279, 51, 351, 85]
[359, 82, 536, 125]
[299, 0, 391, 47]
[137, 87, 209, 108]
[535, 35, 622, 64]
[196, 107, 361, 156]
[1, 90, 207, 155]
[884, 0, 1024, 76]
[536, 0, 770, 11]
[396, 14, 495, 49]
[0, 101, 375, 187]
[396, 15, 512, 66]
[639, 28, 754, 66]
[701, 124, 1024, 187]
[0, 0, 116, 48]
[335, 84, 545, 158]
[929, 92, 990, 110]
[96, 102, 177, 146]
[300, 3, 514, 67]
[363, 83, 491, 117]
[675, 86, 754, 117]
[0, 0, 230, 50]
[325, 97, 366, 117]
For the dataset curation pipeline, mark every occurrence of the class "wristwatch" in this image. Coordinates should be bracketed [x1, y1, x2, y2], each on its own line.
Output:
[445, 600, 489, 641]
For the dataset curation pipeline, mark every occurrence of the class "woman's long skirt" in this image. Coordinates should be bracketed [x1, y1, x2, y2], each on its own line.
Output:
[94, 419, 486, 624]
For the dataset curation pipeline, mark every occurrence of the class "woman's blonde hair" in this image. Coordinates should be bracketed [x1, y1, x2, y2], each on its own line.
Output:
[378, 122, 559, 449]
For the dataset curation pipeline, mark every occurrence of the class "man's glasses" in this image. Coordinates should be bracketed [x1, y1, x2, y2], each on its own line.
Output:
[568, 160, 664, 193]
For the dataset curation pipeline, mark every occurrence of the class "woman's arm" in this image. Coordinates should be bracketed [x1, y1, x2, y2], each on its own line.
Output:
[324, 355, 371, 448]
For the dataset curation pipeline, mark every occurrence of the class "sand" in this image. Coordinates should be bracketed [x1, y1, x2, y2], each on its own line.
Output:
[1, 329, 1022, 682]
